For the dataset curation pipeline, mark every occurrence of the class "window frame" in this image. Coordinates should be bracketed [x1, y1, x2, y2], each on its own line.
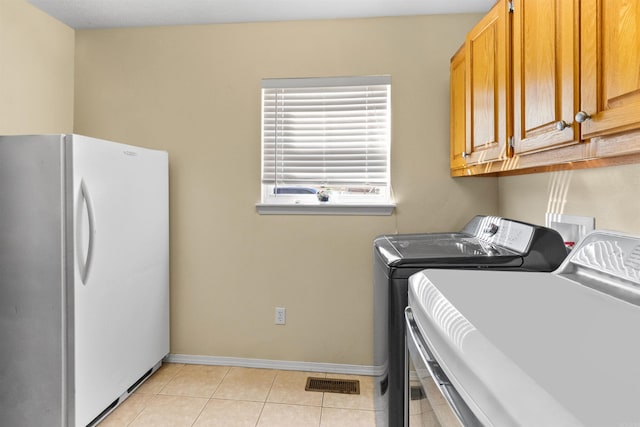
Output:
[256, 75, 395, 216]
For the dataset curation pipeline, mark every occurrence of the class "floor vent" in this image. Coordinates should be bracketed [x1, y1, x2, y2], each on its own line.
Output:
[305, 377, 360, 394]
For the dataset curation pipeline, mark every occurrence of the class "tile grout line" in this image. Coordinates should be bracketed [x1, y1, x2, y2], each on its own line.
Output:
[189, 396, 209, 427]
[188, 366, 222, 427]
[255, 368, 282, 425]
[191, 365, 233, 426]
[156, 363, 187, 395]
[209, 365, 232, 399]
[254, 399, 268, 427]
[139, 363, 185, 425]
[265, 368, 280, 402]
[319, 389, 326, 427]
[254, 402, 266, 427]
[126, 393, 156, 427]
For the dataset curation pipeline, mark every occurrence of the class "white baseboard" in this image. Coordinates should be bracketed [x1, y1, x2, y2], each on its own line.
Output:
[164, 353, 377, 376]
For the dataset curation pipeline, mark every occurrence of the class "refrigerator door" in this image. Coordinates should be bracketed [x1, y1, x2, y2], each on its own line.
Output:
[70, 135, 169, 426]
[0, 135, 68, 427]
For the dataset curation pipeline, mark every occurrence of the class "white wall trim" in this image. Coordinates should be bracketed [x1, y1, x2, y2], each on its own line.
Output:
[164, 354, 378, 376]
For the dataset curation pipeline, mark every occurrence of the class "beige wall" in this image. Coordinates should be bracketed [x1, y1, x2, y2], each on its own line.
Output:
[0, 0, 74, 133]
[498, 163, 640, 235]
[10, 0, 640, 367]
[74, 15, 497, 365]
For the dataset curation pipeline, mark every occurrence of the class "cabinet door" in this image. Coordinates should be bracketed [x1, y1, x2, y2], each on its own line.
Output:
[512, 0, 579, 154]
[465, 0, 509, 165]
[580, 0, 640, 139]
[450, 46, 467, 171]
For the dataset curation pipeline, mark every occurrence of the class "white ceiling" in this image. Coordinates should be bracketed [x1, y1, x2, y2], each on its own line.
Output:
[28, 0, 495, 29]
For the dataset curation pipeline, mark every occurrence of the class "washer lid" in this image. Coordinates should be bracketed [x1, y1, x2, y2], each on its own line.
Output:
[408, 268, 640, 427]
[375, 233, 521, 265]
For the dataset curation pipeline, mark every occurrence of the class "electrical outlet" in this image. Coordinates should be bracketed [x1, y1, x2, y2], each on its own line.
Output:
[545, 213, 595, 249]
[275, 307, 286, 325]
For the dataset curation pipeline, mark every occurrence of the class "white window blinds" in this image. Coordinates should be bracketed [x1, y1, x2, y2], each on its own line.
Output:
[261, 76, 391, 194]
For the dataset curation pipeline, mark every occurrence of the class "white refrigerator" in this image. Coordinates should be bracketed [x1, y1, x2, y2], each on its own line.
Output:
[0, 134, 169, 427]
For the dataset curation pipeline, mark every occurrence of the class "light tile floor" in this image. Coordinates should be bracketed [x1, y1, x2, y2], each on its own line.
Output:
[99, 363, 377, 427]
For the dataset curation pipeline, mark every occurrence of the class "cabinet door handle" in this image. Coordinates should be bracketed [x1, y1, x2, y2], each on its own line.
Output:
[556, 120, 571, 131]
[575, 111, 592, 123]
[461, 151, 468, 158]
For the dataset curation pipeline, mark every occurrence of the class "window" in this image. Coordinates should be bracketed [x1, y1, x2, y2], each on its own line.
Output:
[257, 75, 394, 215]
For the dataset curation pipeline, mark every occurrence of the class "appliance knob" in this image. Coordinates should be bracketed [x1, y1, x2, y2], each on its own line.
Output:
[574, 111, 592, 123]
[485, 223, 499, 235]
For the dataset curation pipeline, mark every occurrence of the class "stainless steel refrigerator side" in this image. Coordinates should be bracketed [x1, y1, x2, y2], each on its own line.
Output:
[0, 135, 67, 427]
[64, 135, 76, 427]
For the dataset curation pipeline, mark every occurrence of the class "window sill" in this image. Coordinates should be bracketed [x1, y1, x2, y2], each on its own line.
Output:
[255, 202, 396, 216]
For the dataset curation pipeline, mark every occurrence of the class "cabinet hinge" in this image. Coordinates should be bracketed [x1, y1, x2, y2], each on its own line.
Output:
[508, 0, 514, 13]
[509, 136, 515, 149]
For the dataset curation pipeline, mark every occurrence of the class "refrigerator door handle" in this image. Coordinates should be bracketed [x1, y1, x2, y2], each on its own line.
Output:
[77, 179, 95, 284]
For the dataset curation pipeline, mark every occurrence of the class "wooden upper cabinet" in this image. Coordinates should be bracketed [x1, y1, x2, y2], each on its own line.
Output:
[512, 0, 580, 155]
[450, 46, 467, 171]
[451, 0, 640, 176]
[580, 0, 640, 139]
[465, 0, 510, 165]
